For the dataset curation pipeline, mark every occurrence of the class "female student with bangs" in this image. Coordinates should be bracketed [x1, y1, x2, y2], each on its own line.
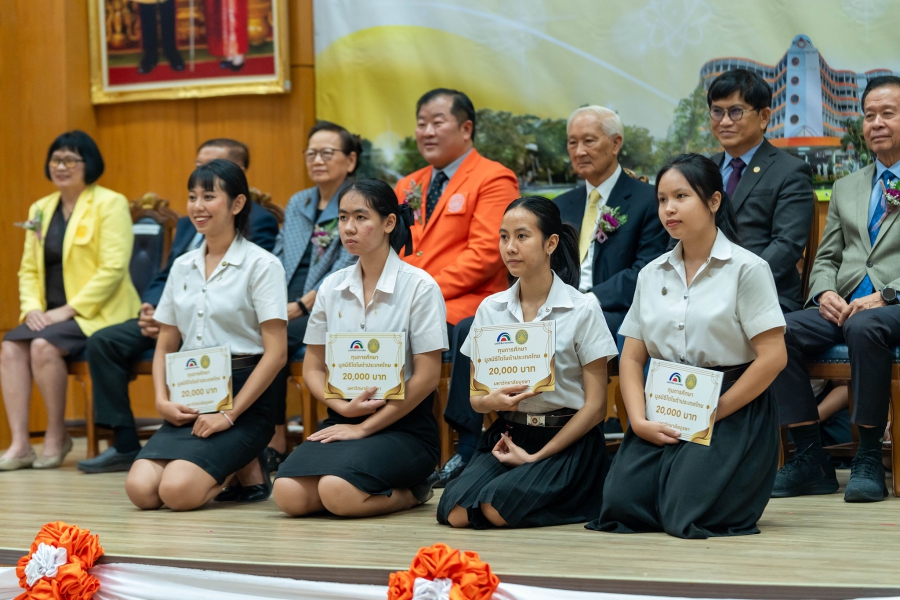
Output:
[588, 153, 787, 539]
[273, 178, 447, 518]
[125, 159, 288, 511]
[436, 197, 618, 530]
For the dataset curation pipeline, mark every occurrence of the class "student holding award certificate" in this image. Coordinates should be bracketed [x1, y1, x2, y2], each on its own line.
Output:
[437, 197, 618, 530]
[273, 179, 448, 518]
[125, 160, 288, 511]
[588, 154, 787, 539]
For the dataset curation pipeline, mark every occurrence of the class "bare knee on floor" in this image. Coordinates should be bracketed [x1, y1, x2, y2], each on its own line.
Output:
[273, 477, 322, 516]
[157, 464, 217, 511]
[125, 472, 163, 510]
[447, 505, 470, 528]
[480, 502, 508, 527]
[318, 475, 368, 517]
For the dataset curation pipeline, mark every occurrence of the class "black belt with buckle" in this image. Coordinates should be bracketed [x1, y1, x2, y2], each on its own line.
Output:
[232, 354, 263, 370]
[500, 408, 577, 428]
[710, 362, 751, 385]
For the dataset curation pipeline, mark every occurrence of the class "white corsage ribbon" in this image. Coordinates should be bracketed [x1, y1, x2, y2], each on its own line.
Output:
[24, 543, 68, 586]
[412, 576, 453, 600]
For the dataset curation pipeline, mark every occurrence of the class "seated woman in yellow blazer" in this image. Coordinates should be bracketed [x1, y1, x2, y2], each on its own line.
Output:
[0, 131, 140, 471]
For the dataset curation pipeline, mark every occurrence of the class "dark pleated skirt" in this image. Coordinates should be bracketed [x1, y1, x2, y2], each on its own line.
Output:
[588, 386, 779, 539]
[436, 416, 610, 529]
[4, 320, 86, 356]
[275, 393, 440, 496]
[137, 365, 278, 485]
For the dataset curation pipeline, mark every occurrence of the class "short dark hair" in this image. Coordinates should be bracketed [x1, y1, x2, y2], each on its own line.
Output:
[338, 178, 412, 255]
[308, 121, 364, 174]
[45, 130, 104, 184]
[656, 153, 741, 245]
[416, 88, 477, 139]
[199, 138, 250, 170]
[861, 75, 900, 111]
[707, 68, 772, 112]
[187, 159, 251, 239]
[504, 197, 580, 288]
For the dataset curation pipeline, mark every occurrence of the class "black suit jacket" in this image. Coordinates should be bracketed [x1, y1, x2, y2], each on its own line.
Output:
[712, 139, 814, 312]
[555, 173, 670, 313]
[141, 202, 279, 306]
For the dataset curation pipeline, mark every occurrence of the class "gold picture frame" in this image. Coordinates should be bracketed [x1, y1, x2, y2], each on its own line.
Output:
[88, 0, 290, 104]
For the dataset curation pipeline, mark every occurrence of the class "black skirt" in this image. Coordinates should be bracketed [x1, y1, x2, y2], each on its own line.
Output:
[436, 416, 609, 529]
[4, 320, 86, 356]
[275, 393, 440, 496]
[588, 386, 779, 539]
[137, 364, 278, 485]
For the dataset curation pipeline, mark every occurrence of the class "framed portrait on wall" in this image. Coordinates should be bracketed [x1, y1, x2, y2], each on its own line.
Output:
[88, 0, 290, 104]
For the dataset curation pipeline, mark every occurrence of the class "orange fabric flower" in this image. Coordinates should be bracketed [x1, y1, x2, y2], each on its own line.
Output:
[15, 522, 103, 600]
[388, 543, 499, 600]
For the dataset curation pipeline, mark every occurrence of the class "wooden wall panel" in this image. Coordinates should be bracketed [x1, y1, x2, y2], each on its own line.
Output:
[0, 0, 316, 452]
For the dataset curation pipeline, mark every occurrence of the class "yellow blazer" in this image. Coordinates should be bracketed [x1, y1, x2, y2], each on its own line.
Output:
[18, 184, 141, 337]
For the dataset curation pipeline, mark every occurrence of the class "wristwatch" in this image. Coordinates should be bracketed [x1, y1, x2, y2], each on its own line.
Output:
[881, 286, 899, 305]
[295, 298, 310, 315]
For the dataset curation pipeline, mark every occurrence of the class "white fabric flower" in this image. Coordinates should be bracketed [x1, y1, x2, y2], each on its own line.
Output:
[24, 543, 68, 587]
[412, 577, 453, 600]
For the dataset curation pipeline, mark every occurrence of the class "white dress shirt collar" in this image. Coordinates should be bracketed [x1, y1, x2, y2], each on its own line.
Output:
[490, 272, 575, 322]
[584, 165, 623, 207]
[192, 234, 250, 273]
[334, 248, 403, 299]
[664, 229, 733, 287]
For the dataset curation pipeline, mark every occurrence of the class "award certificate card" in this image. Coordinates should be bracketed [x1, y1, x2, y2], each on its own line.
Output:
[325, 333, 406, 400]
[469, 322, 556, 395]
[645, 359, 723, 446]
[165, 345, 233, 413]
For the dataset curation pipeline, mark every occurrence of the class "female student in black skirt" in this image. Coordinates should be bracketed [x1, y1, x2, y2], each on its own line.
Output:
[436, 197, 618, 529]
[125, 159, 288, 511]
[273, 178, 447, 518]
[587, 153, 787, 539]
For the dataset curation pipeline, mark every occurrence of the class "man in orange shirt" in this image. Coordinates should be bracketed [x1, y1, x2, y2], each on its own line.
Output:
[395, 88, 519, 486]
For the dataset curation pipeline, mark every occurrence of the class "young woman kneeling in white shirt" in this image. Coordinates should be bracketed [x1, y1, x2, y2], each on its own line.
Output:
[588, 153, 787, 538]
[125, 159, 288, 511]
[437, 197, 618, 529]
[273, 179, 448, 518]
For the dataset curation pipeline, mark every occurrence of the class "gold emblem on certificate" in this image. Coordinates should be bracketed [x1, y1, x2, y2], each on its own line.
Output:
[469, 322, 556, 395]
[165, 345, 233, 413]
[645, 359, 723, 446]
[325, 333, 405, 400]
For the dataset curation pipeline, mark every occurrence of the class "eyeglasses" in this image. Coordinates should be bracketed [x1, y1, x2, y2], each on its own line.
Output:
[49, 157, 85, 169]
[709, 107, 760, 122]
[304, 148, 345, 162]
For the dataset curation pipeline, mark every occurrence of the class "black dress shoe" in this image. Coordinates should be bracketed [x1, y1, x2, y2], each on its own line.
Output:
[265, 447, 288, 474]
[137, 60, 157, 74]
[410, 471, 440, 505]
[219, 60, 233, 69]
[229, 61, 245, 72]
[240, 451, 272, 502]
[434, 453, 467, 489]
[214, 485, 242, 502]
[166, 53, 185, 71]
[77, 447, 140, 474]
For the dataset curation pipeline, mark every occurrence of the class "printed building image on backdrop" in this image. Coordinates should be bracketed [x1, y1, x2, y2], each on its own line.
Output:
[313, 0, 900, 195]
[89, 0, 290, 103]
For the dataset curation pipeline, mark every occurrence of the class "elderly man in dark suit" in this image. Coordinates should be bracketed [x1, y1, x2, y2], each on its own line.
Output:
[555, 106, 669, 336]
[707, 69, 815, 312]
[770, 76, 900, 502]
[76, 139, 278, 473]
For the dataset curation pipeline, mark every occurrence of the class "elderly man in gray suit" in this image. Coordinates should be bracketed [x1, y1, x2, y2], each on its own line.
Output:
[706, 68, 815, 312]
[770, 76, 900, 503]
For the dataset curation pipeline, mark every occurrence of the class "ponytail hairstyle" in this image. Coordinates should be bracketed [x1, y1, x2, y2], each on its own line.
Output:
[337, 178, 414, 255]
[655, 153, 741, 245]
[187, 158, 252, 239]
[504, 197, 580, 288]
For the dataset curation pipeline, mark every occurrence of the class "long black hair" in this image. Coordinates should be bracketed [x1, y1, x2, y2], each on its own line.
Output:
[337, 178, 414, 255]
[187, 159, 252, 239]
[656, 153, 741, 245]
[503, 196, 580, 288]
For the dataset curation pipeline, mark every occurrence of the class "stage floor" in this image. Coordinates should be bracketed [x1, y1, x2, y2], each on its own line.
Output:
[1, 440, 898, 599]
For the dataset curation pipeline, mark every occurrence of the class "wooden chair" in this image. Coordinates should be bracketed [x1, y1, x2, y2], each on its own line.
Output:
[250, 187, 285, 225]
[63, 194, 178, 458]
[788, 195, 900, 496]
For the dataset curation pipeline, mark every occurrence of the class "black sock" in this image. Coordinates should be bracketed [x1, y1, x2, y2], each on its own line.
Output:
[857, 426, 884, 454]
[790, 423, 824, 458]
[113, 426, 141, 453]
[455, 431, 479, 463]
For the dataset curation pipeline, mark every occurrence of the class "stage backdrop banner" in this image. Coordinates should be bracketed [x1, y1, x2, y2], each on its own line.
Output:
[314, 0, 900, 186]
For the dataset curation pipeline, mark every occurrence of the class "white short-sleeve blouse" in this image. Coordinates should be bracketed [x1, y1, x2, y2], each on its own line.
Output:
[305, 249, 449, 380]
[155, 235, 288, 354]
[461, 273, 618, 413]
[620, 228, 786, 368]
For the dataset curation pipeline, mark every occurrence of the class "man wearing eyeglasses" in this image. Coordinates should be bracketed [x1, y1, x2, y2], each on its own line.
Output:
[707, 69, 814, 312]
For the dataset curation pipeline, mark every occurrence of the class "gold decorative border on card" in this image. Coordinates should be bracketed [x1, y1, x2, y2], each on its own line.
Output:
[323, 365, 346, 400]
[325, 333, 405, 399]
[215, 376, 234, 411]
